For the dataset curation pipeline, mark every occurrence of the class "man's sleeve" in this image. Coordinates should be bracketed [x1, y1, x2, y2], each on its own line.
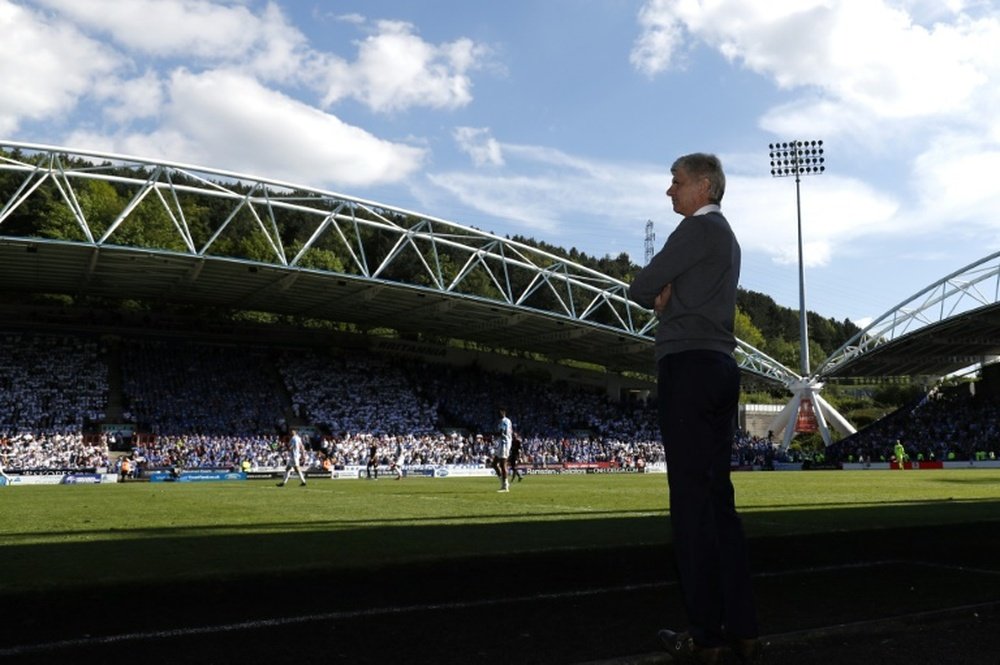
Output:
[628, 218, 704, 307]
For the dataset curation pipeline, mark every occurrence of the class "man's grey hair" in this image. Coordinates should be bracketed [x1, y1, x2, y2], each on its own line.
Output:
[671, 153, 726, 204]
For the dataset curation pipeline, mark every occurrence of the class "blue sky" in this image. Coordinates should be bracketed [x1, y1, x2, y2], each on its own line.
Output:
[3, 0, 1000, 327]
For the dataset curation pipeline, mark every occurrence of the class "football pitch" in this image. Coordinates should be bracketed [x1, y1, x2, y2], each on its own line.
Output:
[3, 469, 1000, 664]
[3, 469, 1000, 594]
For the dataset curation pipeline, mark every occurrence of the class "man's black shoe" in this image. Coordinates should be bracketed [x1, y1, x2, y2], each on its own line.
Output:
[730, 637, 763, 664]
[657, 629, 722, 664]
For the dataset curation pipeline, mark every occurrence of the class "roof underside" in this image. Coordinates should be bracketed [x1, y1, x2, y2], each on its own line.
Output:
[0, 239, 654, 375]
[819, 305, 1000, 378]
[6, 237, 998, 381]
[2, 141, 993, 385]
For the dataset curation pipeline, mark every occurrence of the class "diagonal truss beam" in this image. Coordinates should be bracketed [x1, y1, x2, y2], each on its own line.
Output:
[817, 250, 1000, 376]
[0, 140, 797, 385]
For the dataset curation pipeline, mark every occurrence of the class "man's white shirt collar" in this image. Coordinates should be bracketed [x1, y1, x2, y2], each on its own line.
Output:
[693, 204, 721, 216]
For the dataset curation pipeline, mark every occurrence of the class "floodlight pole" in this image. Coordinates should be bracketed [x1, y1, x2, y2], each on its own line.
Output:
[768, 141, 841, 450]
[793, 172, 809, 376]
[770, 140, 824, 376]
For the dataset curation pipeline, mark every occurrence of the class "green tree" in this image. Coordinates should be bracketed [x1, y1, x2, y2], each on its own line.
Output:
[763, 336, 797, 369]
[209, 205, 279, 262]
[734, 307, 765, 349]
[296, 247, 346, 273]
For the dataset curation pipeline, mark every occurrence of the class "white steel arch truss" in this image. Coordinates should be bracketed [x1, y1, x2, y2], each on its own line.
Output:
[817, 250, 1000, 376]
[0, 140, 796, 385]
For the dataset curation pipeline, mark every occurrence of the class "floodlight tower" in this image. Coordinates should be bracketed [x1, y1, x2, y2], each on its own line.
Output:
[769, 140, 825, 376]
[766, 141, 854, 450]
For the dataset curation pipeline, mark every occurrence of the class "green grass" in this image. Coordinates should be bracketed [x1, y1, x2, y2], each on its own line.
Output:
[2, 469, 1000, 595]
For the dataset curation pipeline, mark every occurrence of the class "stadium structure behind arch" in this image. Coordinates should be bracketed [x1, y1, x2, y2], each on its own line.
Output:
[0, 141, 797, 386]
[3, 140, 1000, 390]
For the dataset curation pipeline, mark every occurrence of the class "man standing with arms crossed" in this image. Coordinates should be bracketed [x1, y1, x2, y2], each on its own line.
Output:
[629, 153, 760, 664]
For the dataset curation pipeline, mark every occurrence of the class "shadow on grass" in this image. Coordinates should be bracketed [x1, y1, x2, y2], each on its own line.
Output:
[3, 502, 1000, 665]
[3, 498, 1000, 596]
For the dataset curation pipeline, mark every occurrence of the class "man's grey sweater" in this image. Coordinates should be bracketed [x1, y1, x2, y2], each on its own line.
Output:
[628, 210, 741, 362]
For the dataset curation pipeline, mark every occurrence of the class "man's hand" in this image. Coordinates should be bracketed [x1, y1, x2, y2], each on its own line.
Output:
[653, 283, 673, 315]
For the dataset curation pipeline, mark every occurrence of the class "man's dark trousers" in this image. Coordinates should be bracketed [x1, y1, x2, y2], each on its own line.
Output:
[657, 349, 758, 648]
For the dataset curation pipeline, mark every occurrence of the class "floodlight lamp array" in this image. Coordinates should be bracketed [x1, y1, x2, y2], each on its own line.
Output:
[769, 140, 825, 177]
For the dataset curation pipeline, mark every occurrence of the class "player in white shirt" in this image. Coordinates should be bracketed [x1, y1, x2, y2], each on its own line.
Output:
[493, 408, 513, 492]
[277, 429, 308, 487]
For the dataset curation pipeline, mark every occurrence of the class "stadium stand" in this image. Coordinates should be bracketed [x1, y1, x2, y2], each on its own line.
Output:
[1, 331, 675, 472]
[120, 339, 288, 436]
[0, 332, 107, 433]
[16, 330, 989, 475]
[828, 384, 1000, 464]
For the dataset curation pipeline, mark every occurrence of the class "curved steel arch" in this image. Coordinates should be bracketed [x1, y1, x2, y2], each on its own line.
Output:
[736, 339, 800, 386]
[0, 140, 795, 385]
[817, 250, 1000, 377]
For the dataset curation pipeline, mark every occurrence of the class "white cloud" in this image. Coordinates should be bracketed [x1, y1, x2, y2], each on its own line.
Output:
[897, 0, 987, 22]
[727, 173, 900, 268]
[2, 2, 491, 190]
[67, 69, 426, 188]
[910, 134, 1000, 225]
[318, 20, 489, 113]
[243, 3, 315, 82]
[34, 0, 265, 59]
[332, 13, 365, 26]
[427, 142, 667, 245]
[35, 0, 312, 84]
[28, 2, 493, 116]
[454, 127, 504, 167]
[93, 70, 165, 124]
[759, 99, 879, 143]
[632, 0, 1000, 124]
[425, 132, 907, 268]
[630, 0, 687, 76]
[630, 0, 1000, 272]
[0, 0, 119, 133]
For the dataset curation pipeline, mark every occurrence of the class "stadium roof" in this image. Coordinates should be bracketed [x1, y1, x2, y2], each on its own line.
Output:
[0, 141, 673, 379]
[4, 141, 999, 386]
[815, 251, 1000, 379]
[824, 307, 1000, 378]
[0, 236, 658, 375]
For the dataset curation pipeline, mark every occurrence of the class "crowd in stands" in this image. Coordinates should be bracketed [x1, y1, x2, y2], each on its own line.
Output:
[121, 340, 287, 436]
[130, 434, 285, 471]
[733, 430, 777, 468]
[279, 349, 667, 469]
[0, 333, 107, 434]
[828, 385, 1000, 464]
[4, 331, 998, 474]
[1, 333, 669, 472]
[0, 431, 110, 470]
[279, 351, 440, 438]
